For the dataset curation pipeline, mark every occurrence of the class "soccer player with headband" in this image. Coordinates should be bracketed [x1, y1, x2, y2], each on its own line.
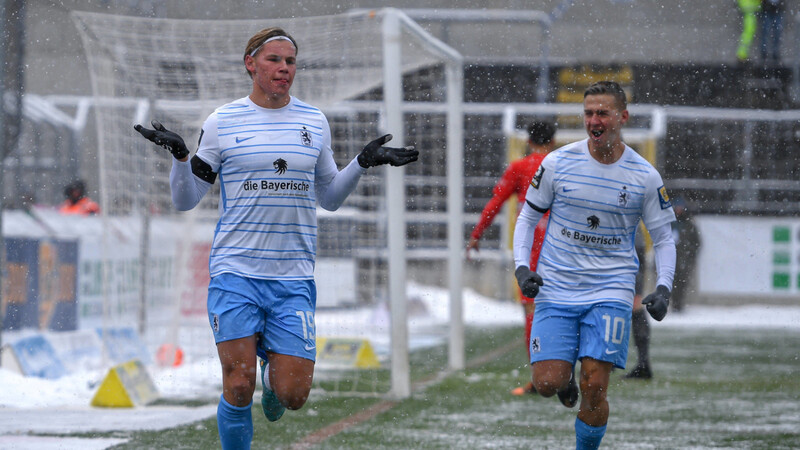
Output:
[135, 26, 418, 449]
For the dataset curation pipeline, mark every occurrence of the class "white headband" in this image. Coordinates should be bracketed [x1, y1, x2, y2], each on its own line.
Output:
[249, 35, 295, 57]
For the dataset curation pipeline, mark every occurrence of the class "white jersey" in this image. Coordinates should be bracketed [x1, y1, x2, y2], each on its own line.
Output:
[195, 96, 342, 281]
[518, 139, 675, 307]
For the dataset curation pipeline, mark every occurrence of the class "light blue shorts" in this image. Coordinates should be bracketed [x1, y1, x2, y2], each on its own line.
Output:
[207, 273, 317, 362]
[530, 302, 631, 369]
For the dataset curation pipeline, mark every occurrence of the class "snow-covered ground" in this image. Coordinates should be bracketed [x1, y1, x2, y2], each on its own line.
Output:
[1, 283, 799, 449]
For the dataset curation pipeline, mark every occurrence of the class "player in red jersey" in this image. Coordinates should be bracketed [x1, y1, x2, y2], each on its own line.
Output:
[466, 121, 556, 396]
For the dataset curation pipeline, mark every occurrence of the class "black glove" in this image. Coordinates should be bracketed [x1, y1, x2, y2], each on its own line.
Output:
[642, 284, 671, 321]
[357, 134, 419, 168]
[134, 120, 190, 160]
[514, 266, 544, 299]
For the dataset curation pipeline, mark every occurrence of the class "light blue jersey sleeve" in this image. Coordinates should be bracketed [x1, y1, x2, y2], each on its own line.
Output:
[525, 152, 557, 211]
[195, 113, 221, 172]
[641, 168, 676, 231]
[170, 113, 218, 211]
[641, 169, 677, 290]
[314, 115, 367, 211]
[513, 153, 555, 269]
[648, 221, 676, 289]
[170, 158, 212, 210]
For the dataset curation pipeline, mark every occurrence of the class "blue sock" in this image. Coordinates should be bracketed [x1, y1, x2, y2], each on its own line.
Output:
[575, 417, 607, 450]
[217, 394, 253, 450]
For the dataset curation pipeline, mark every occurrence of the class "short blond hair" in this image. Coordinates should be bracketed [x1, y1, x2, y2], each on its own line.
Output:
[243, 27, 298, 78]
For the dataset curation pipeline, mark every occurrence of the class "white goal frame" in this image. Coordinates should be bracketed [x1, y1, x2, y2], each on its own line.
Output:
[377, 8, 464, 398]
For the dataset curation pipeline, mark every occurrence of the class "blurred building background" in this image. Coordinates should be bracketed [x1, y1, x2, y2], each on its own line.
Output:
[4, 0, 798, 212]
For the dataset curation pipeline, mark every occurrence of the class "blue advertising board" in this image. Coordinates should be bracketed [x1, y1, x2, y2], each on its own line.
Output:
[2, 237, 79, 331]
[9, 334, 67, 379]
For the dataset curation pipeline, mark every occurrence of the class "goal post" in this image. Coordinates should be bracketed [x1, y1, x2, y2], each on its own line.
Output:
[381, 8, 466, 381]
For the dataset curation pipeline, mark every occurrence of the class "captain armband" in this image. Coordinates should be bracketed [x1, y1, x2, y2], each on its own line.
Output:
[191, 155, 217, 184]
[526, 200, 549, 214]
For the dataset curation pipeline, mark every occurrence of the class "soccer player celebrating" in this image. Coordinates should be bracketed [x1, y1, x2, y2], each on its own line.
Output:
[466, 121, 557, 396]
[135, 27, 418, 450]
[512, 81, 676, 449]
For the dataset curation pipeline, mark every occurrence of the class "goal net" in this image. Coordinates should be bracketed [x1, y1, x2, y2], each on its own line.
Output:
[71, 8, 462, 397]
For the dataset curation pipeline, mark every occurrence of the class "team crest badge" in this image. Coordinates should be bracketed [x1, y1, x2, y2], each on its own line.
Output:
[530, 337, 541, 354]
[530, 165, 545, 189]
[657, 185, 672, 209]
[618, 186, 629, 207]
[300, 126, 313, 147]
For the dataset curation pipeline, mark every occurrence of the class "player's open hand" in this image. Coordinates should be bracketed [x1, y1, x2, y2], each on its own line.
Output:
[134, 120, 190, 160]
[642, 285, 670, 321]
[515, 266, 544, 298]
[357, 134, 419, 168]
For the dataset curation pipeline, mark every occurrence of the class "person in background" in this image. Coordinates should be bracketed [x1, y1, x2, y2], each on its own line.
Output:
[759, 0, 785, 66]
[513, 81, 676, 449]
[59, 179, 100, 215]
[135, 26, 417, 450]
[670, 197, 701, 312]
[625, 226, 653, 379]
[466, 121, 557, 396]
[736, 0, 762, 63]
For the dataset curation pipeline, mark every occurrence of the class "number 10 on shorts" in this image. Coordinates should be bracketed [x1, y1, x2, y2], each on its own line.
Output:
[602, 314, 625, 344]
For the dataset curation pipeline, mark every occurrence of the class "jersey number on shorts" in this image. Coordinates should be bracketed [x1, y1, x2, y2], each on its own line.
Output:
[602, 314, 625, 344]
[296, 310, 316, 340]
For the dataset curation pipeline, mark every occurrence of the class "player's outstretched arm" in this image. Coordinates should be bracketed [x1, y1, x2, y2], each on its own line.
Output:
[642, 285, 670, 321]
[134, 120, 211, 210]
[317, 134, 418, 212]
[134, 120, 190, 160]
[357, 134, 419, 168]
[515, 266, 544, 298]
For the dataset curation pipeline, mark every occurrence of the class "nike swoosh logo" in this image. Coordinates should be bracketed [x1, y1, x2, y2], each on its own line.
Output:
[235, 136, 254, 144]
[562, 186, 576, 193]
[604, 349, 618, 355]
[304, 344, 316, 351]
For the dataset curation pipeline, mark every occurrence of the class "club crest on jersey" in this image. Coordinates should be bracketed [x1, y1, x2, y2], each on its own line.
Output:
[657, 185, 672, 209]
[530, 165, 545, 189]
[530, 336, 541, 354]
[300, 126, 313, 147]
[618, 186, 629, 207]
[273, 158, 288, 175]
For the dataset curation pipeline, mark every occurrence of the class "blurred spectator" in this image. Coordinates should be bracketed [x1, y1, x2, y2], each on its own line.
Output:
[59, 179, 100, 215]
[759, 0, 785, 65]
[625, 226, 652, 379]
[670, 197, 701, 312]
[736, 0, 761, 63]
